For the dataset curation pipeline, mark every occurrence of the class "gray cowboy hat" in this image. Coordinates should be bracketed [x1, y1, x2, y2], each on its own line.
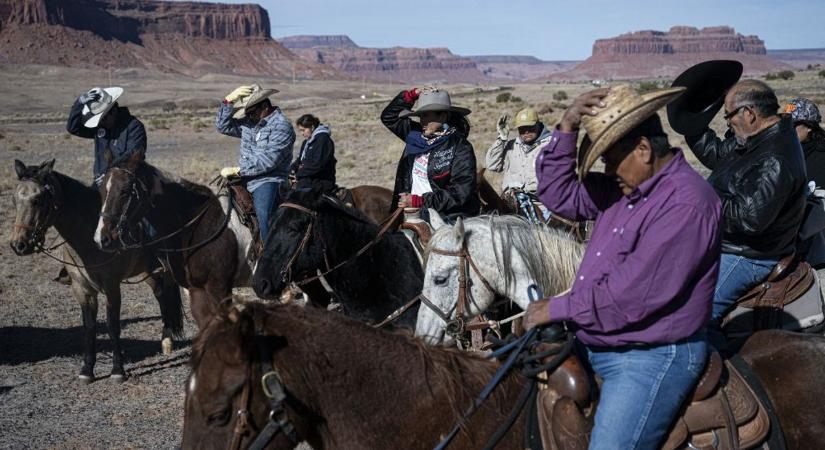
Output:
[399, 89, 471, 118]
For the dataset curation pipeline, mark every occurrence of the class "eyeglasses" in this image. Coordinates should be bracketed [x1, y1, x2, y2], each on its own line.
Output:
[723, 105, 751, 121]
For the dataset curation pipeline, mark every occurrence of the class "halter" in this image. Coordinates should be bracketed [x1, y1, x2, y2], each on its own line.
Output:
[422, 240, 498, 347]
[13, 174, 62, 252]
[99, 167, 152, 248]
[230, 336, 299, 450]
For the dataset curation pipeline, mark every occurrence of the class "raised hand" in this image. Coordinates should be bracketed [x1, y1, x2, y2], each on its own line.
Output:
[225, 85, 254, 103]
[560, 88, 610, 133]
[497, 114, 510, 140]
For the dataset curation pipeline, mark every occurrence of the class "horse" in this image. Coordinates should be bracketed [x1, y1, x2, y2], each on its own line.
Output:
[94, 152, 255, 329]
[477, 168, 512, 214]
[182, 299, 825, 449]
[253, 188, 422, 328]
[349, 185, 393, 223]
[417, 214, 584, 346]
[10, 159, 184, 383]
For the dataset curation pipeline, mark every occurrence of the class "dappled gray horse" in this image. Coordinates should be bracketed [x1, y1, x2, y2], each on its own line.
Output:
[416, 214, 584, 346]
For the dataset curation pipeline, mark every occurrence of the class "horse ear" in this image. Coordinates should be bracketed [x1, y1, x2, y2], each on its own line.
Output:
[38, 159, 55, 175]
[453, 216, 465, 243]
[429, 208, 447, 230]
[14, 160, 26, 179]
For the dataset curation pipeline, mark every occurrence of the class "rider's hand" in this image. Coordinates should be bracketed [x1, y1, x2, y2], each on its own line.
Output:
[225, 85, 254, 103]
[497, 114, 510, 140]
[559, 88, 610, 133]
[220, 166, 241, 178]
[397, 193, 424, 209]
[523, 298, 553, 330]
[402, 88, 420, 103]
[79, 88, 103, 105]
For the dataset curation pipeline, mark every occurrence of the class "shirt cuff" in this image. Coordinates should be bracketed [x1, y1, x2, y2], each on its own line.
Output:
[547, 292, 573, 322]
[550, 128, 579, 156]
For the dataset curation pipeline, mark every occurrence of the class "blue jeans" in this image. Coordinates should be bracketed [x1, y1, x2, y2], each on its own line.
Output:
[251, 181, 282, 242]
[708, 253, 778, 348]
[584, 331, 708, 450]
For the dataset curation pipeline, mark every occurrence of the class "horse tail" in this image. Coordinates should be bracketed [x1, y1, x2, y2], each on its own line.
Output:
[157, 270, 185, 339]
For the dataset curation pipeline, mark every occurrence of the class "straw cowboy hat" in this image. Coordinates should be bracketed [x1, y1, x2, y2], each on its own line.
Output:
[399, 89, 471, 118]
[82, 87, 123, 128]
[578, 84, 685, 180]
[233, 84, 280, 119]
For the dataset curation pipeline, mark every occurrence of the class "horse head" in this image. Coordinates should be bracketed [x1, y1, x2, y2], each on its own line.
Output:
[95, 151, 154, 251]
[253, 188, 329, 299]
[182, 298, 306, 450]
[416, 216, 502, 346]
[10, 159, 60, 255]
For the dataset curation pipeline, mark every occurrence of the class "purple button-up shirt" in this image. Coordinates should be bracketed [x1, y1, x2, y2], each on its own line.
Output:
[536, 129, 721, 346]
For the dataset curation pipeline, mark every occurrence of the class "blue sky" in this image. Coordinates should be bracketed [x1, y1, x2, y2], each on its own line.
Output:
[226, 0, 825, 60]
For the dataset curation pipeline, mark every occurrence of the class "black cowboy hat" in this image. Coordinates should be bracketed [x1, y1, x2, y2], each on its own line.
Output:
[667, 60, 743, 136]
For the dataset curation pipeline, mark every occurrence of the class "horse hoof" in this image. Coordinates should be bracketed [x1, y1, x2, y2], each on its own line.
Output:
[161, 337, 173, 355]
[78, 374, 94, 385]
[110, 373, 127, 383]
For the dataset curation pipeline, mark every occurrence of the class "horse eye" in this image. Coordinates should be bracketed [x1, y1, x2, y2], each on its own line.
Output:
[434, 275, 448, 286]
[207, 408, 231, 426]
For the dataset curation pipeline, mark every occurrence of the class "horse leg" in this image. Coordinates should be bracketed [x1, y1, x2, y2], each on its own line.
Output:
[145, 270, 184, 355]
[73, 282, 98, 384]
[103, 283, 126, 382]
[189, 287, 218, 330]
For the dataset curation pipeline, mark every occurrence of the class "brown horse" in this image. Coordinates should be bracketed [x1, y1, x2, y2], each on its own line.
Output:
[182, 299, 525, 449]
[95, 153, 255, 328]
[477, 168, 513, 214]
[10, 159, 184, 383]
[182, 299, 825, 449]
[350, 185, 393, 223]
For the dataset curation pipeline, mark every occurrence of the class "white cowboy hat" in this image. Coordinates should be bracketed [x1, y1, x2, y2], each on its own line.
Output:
[233, 84, 280, 119]
[82, 87, 124, 128]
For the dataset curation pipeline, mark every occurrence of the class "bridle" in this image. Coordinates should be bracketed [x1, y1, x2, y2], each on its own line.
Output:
[99, 167, 152, 247]
[277, 200, 403, 287]
[422, 239, 499, 348]
[230, 336, 299, 450]
[13, 175, 62, 253]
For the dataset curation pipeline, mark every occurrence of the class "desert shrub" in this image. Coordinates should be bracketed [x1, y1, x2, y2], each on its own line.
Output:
[819, 70, 825, 78]
[496, 92, 512, 103]
[149, 118, 169, 130]
[509, 95, 523, 103]
[161, 101, 177, 113]
[636, 81, 659, 94]
[192, 120, 207, 133]
[553, 91, 568, 101]
[551, 101, 568, 110]
[765, 70, 795, 81]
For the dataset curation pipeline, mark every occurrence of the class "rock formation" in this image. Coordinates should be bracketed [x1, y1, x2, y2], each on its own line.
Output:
[469, 55, 578, 80]
[279, 34, 488, 83]
[0, 0, 339, 78]
[559, 26, 788, 80]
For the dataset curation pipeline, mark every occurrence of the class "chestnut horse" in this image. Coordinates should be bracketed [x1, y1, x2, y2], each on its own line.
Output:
[183, 299, 825, 449]
[10, 159, 184, 383]
[95, 153, 255, 328]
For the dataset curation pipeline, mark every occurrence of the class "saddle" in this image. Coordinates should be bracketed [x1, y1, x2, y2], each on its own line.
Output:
[726, 253, 816, 330]
[399, 208, 433, 251]
[227, 182, 262, 260]
[502, 188, 588, 241]
[536, 348, 772, 450]
[333, 186, 355, 208]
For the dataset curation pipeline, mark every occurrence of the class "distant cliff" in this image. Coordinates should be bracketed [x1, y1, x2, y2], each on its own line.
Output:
[279, 34, 488, 83]
[558, 26, 787, 80]
[468, 55, 579, 80]
[0, 0, 338, 78]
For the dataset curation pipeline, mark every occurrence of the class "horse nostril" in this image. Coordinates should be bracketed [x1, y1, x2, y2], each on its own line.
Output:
[100, 234, 112, 248]
[256, 278, 273, 297]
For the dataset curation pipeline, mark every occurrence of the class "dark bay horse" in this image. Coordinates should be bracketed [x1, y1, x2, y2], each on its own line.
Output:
[253, 188, 422, 328]
[95, 153, 255, 328]
[10, 159, 184, 383]
[183, 300, 825, 449]
[182, 300, 526, 449]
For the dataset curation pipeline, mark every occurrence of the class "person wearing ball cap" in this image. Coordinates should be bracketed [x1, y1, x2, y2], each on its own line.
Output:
[66, 86, 146, 185]
[524, 85, 721, 450]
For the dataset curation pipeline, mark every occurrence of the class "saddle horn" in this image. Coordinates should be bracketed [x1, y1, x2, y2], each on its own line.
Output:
[666, 60, 743, 136]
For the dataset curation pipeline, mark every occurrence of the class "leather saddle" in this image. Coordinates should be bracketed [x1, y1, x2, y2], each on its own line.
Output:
[535, 347, 771, 450]
[399, 208, 433, 251]
[333, 186, 355, 208]
[227, 182, 262, 259]
[726, 253, 815, 329]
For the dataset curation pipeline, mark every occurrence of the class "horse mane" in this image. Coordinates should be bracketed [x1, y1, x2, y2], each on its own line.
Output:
[486, 215, 584, 297]
[138, 162, 215, 199]
[193, 299, 512, 419]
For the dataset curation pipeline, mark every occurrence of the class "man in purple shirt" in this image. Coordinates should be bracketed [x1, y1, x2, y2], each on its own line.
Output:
[524, 85, 721, 450]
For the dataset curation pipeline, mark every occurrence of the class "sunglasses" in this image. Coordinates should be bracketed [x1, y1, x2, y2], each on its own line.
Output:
[723, 105, 751, 121]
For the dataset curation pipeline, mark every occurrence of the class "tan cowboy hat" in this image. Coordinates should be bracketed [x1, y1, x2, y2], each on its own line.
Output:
[399, 89, 471, 118]
[578, 84, 685, 180]
[82, 87, 123, 128]
[234, 84, 279, 119]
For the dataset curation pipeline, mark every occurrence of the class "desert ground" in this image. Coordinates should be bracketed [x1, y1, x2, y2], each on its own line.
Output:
[0, 63, 824, 448]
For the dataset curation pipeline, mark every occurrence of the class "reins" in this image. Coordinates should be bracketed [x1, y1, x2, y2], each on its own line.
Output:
[279, 204, 404, 287]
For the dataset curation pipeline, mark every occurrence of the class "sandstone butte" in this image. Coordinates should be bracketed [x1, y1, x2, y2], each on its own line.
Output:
[0, 0, 339, 78]
[278, 35, 488, 83]
[559, 26, 791, 81]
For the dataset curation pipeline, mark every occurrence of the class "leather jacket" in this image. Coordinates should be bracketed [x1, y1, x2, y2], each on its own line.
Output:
[687, 116, 807, 259]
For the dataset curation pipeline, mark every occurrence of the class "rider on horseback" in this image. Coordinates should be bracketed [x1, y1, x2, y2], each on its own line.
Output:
[216, 85, 296, 241]
[524, 85, 722, 450]
[485, 108, 553, 223]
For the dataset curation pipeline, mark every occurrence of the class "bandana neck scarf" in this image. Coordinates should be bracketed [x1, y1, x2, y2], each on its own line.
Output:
[404, 127, 455, 156]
